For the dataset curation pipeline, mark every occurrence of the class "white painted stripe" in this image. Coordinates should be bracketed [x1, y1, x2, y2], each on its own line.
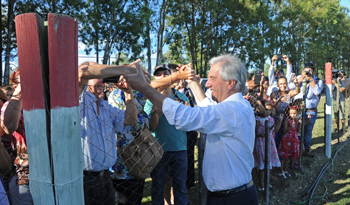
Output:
[51, 107, 84, 205]
[23, 109, 55, 205]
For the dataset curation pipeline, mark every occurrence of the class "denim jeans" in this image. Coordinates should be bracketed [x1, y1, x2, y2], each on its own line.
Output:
[150, 151, 188, 205]
[304, 110, 317, 150]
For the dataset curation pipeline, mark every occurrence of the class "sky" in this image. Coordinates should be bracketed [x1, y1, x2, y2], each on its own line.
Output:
[340, 0, 350, 9]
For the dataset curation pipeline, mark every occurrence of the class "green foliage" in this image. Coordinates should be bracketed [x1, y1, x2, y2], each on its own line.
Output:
[2, 0, 350, 80]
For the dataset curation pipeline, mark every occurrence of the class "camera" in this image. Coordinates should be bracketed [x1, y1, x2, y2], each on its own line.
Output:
[332, 69, 342, 79]
[102, 76, 120, 83]
[277, 54, 284, 60]
[305, 69, 313, 77]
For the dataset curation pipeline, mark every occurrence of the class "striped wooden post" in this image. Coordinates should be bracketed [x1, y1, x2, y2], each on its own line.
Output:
[15, 13, 84, 204]
[48, 14, 84, 204]
[325, 63, 332, 158]
[15, 13, 55, 205]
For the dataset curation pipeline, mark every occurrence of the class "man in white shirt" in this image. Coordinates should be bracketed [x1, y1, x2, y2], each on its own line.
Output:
[124, 54, 258, 205]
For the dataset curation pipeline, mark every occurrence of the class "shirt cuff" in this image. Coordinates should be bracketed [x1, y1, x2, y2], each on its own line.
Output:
[162, 97, 181, 125]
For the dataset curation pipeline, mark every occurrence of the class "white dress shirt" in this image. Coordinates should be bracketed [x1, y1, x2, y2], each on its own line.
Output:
[163, 92, 255, 192]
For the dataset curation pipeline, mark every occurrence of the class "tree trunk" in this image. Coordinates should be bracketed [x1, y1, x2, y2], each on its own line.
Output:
[4, 0, 15, 86]
[144, 0, 152, 73]
[102, 6, 116, 64]
[156, 0, 166, 65]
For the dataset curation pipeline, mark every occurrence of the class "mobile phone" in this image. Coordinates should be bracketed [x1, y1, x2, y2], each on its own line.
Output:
[254, 70, 263, 85]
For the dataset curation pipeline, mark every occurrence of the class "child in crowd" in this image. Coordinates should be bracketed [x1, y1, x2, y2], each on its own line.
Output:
[278, 106, 311, 178]
[254, 100, 283, 191]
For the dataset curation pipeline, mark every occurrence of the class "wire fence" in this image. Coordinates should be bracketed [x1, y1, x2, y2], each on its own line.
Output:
[0, 67, 349, 205]
[1, 13, 350, 205]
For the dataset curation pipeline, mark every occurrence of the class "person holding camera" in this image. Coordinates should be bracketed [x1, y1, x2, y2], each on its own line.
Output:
[332, 68, 347, 133]
[295, 63, 323, 157]
[267, 55, 295, 96]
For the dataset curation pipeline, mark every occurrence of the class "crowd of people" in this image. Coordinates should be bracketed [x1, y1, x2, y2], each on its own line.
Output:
[0, 53, 349, 205]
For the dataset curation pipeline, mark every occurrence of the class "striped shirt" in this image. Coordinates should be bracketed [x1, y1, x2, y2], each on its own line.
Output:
[80, 84, 126, 171]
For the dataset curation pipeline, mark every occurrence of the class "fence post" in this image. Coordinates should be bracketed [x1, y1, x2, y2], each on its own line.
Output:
[336, 76, 340, 141]
[198, 133, 207, 205]
[298, 79, 307, 173]
[325, 63, 332, 158]
[15, 13, 84, 204]
[264, 120, 270, 204]
[47, 14, 84, 204]
[15, 13, 55, 204]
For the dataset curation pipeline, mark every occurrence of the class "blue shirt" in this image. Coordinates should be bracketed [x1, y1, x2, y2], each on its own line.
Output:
[80, 84, 126, 171]
[305, 76, 324, 109]
[144, 90, 189, 152]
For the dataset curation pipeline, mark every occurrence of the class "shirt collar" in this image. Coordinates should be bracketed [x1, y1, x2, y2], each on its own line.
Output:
[222, 92, 242, 103]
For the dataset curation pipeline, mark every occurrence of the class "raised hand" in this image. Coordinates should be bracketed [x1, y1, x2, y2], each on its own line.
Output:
[129, 59, 151, 84]
[282, 55, 290, 64]
[116, 76, 132, 93]
[123, 62, 148, 92]
[178, 63, 194, 80]
[272, 55, 278, 63]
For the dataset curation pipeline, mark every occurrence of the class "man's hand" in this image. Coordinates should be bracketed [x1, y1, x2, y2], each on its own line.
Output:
[178, 63, 194, 80]
[187, 74, 201, 84]
[123, 62, 149, 92]
[116, 76, 132, 94]
[129, 59, 151, 84]
[283, 55, 290, 65]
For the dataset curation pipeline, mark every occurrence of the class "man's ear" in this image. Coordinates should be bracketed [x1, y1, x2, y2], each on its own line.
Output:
[228, 79, 236, 89]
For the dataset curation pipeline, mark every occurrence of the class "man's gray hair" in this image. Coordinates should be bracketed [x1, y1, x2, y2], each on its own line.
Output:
[209, 54, 247, 92]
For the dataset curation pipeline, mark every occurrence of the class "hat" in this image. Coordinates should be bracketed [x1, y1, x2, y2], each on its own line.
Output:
[167, 64, 179, 72]
[304, 62, 315, 70]
[153, 64, 170, 75]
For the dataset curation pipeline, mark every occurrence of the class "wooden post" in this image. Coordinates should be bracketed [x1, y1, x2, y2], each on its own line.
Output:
[264, 120, 270, 204]
[48, 14, 84, 204]
[15, 13, 55, 205]
[300, 78, 307, 164]
[325, 63, 332, 158]
[15, 13, 84, 204]
[336, 77, 340, 142]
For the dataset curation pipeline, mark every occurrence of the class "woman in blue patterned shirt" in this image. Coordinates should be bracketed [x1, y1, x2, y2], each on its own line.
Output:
[108, 76, 158, 205]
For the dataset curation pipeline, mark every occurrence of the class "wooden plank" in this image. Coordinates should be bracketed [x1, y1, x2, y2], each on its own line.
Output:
[15, 13, 55, 205]
[47, 13, 84, 205]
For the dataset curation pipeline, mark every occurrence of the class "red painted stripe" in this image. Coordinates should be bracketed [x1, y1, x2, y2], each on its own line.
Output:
[48, 14, 79, 108]
[325, 63, 332, 85]
[15, 13, 46, 110]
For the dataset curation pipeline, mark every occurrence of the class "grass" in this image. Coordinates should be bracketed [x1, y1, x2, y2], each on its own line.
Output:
[140, 97, 350, 205]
